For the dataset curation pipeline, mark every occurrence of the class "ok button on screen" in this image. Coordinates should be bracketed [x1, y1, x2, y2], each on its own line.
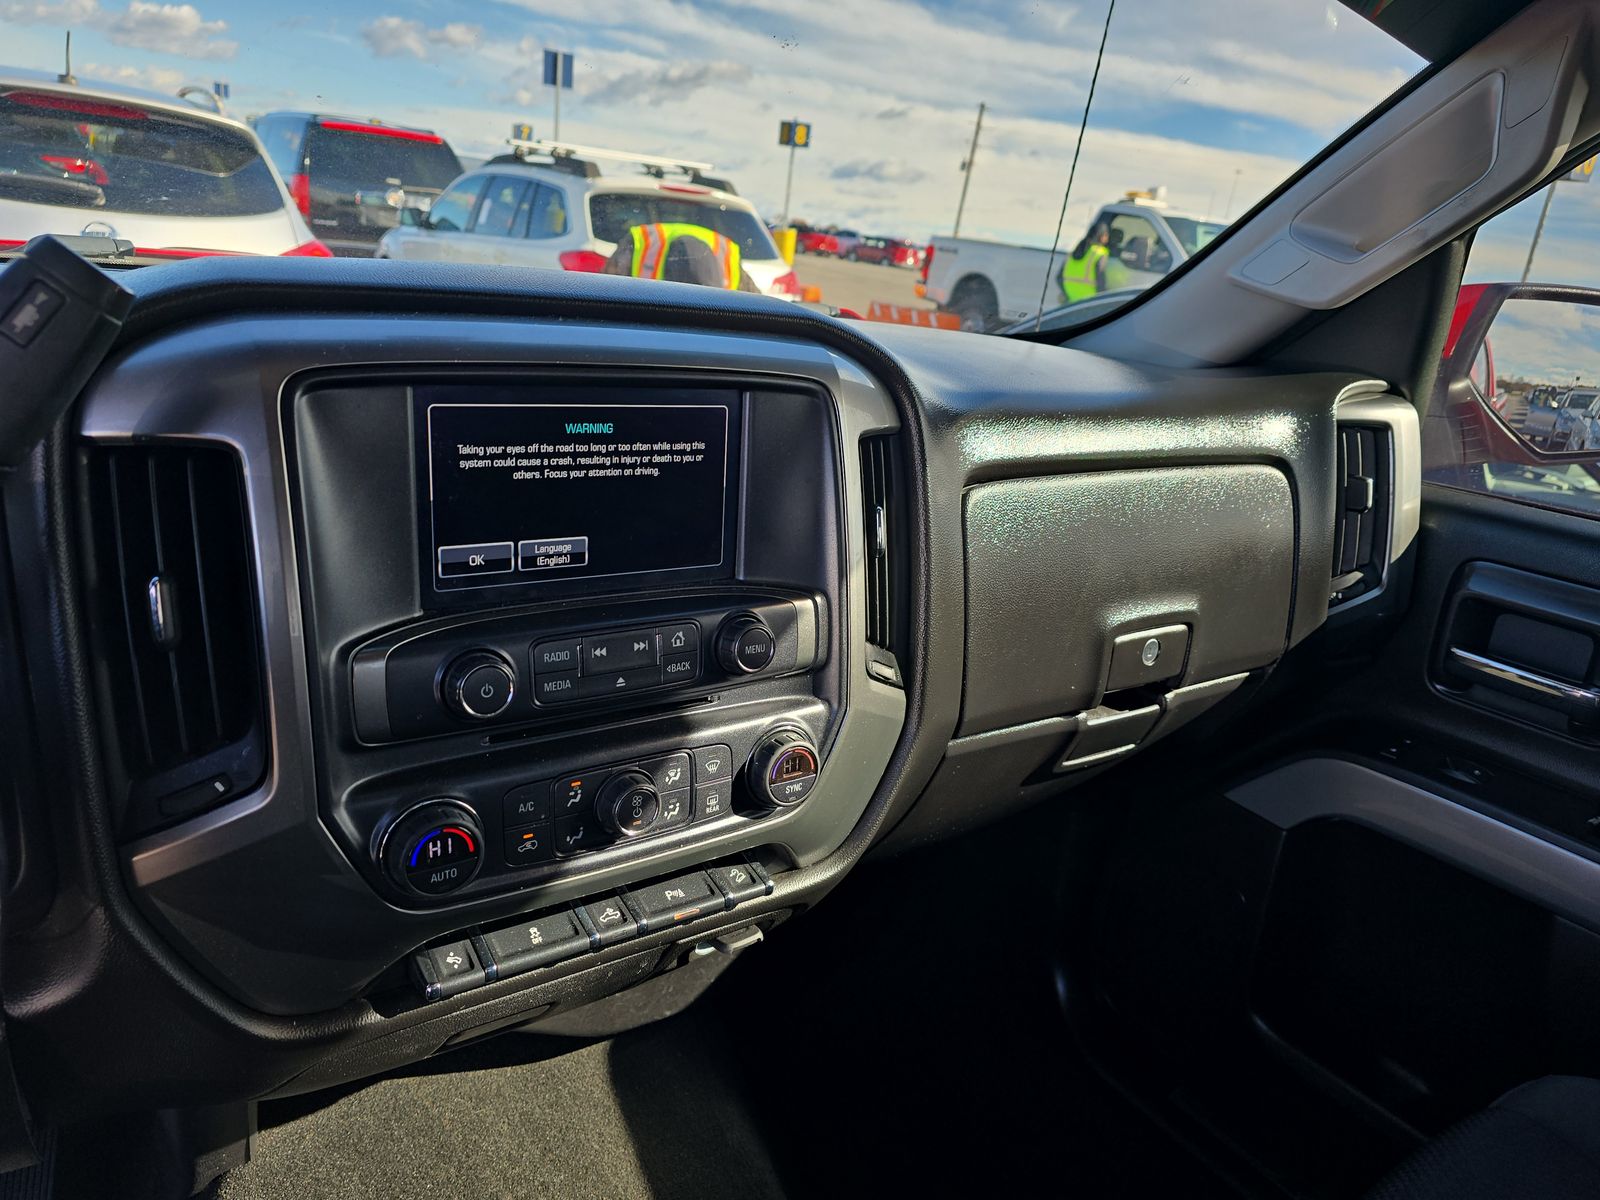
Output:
[439, 541, 514, 578]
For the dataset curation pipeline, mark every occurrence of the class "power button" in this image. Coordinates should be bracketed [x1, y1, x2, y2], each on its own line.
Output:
[441, 650, 516, 720]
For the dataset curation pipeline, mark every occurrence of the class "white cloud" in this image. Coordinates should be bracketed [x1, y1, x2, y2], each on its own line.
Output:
[362, 15, 483, 60]
[4, 0, 239, 59]
[105, 1, 237, 59]
[80, 60, 186, 91]
[832, 159, 927, 186]
[0, 0, 97, 21]
[585, 60, 750, 107]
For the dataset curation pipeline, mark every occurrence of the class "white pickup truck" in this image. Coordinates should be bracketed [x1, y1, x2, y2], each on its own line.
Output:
[922, 194, 1225, 331]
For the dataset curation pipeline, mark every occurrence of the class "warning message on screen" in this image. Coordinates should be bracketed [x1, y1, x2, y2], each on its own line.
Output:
[424, 398, 733, 591]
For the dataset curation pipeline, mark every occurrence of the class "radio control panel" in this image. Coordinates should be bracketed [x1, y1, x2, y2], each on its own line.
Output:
[350, 593, 823, 744]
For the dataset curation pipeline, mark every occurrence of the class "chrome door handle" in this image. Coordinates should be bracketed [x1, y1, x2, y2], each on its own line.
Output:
[1446, 647, 1600, 722]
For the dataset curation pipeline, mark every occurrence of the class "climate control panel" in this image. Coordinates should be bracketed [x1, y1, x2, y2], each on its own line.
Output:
[376, 728, 822, 900]
[503, 742, 742, 869]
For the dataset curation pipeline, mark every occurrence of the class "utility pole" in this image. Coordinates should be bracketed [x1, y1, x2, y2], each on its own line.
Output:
[953, 101, 985, 237]
[1522, 184, 1556, 282]
[1223, 167, 1241, 220]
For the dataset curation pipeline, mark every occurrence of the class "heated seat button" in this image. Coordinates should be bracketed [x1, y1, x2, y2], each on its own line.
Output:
[692, 744, 733, 783]
[580, 896, 640, 947]
[582, 630, 658, 675]
[708, 862, 771, 905]
[413, 939, 485, 1002]
[482, 911, 590, 976]
[629, 872, 723, 932]
[503, 823, 554, 867]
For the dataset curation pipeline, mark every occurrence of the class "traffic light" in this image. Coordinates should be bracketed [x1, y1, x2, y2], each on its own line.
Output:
[793, 122, 810, 147]
[779, 120, 812, 148]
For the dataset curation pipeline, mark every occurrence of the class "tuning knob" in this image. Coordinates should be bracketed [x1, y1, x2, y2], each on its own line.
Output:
[745, 728, 820, 809]
[441, 650, 516, 720]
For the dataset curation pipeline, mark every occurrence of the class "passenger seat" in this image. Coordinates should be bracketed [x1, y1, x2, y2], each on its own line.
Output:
[1366, 1076, 1600, 1199]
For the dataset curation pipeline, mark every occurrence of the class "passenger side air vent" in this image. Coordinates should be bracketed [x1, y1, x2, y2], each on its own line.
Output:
[861, 433, 907, 687]
[85, 446, 267, 833]
[1330, 423, 1393, 608]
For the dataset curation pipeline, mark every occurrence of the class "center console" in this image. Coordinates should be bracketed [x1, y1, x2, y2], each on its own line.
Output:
[78, 316, 907, 1015]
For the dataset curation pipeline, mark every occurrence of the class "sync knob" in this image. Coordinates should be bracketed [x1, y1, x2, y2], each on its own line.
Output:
[745, 728, 821, 809]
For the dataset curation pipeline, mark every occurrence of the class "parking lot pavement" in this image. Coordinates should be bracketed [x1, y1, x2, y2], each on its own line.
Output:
[791, 254, 935, 316]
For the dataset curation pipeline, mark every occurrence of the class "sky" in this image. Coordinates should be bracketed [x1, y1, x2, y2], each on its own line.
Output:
[1, 0, 1425, 248]
[1464, 178, 1600, 387]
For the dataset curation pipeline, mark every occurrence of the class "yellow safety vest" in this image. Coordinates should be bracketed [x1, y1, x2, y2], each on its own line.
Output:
[1060, 243, 1108, 303]
[627, 222, 741, 290]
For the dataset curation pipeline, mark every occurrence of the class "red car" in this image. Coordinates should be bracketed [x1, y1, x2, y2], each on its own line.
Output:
[796, 227, 859, 256]
[849, 236, 923, 268]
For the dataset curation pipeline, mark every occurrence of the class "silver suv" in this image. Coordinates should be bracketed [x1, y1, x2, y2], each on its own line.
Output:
[376, 138, 800, 298]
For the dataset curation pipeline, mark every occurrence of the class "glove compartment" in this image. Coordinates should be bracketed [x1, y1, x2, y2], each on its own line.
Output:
[960, 465, 1297, 736]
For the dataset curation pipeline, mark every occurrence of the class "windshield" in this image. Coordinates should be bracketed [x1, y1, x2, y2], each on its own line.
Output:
[1163, 217, 1227, 257]
[0, 3, 1421, 314]
[0, 88, 282, 217]
[589, 194, 780, 259]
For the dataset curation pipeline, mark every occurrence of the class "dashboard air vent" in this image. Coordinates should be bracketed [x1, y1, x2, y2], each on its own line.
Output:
[87, 445, 266, 830]
[861, 433, 906, 686]
[1330, 423, 1392, 608]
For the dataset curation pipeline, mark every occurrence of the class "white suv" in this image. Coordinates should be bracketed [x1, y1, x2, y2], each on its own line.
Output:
[376, 141, 801, 298]
[0, 67, 326, 258]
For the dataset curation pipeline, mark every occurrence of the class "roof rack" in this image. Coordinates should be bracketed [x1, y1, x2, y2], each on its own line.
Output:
[506, 136, 714, 174]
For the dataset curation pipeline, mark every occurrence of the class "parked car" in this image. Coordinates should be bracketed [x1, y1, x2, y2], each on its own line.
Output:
[850, 236, 923, 268]
[376, 143, 803, 299]
[923, 191, 1225, 330]
[796, 226, 858, 257]
[1555, 388, 1600, 450]
[1534, 386, 1600, 449]
[0, 67, 328, 257]
[250, 111, 462, 256]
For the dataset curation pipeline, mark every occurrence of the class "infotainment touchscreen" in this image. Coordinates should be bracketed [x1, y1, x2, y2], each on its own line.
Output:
[416, 383, 741, 599]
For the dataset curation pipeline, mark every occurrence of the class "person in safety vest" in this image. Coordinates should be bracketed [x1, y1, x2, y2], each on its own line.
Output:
[603, 222, 760, 292]
[1060, 222, 1113, 303]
